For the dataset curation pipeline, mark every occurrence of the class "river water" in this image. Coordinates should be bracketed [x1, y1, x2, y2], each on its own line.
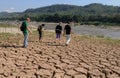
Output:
[43, 24, 120, 39]
[72, 25, 120, 39]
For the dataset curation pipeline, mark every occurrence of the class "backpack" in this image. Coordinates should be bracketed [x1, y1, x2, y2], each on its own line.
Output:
[20, 21, 26, 31]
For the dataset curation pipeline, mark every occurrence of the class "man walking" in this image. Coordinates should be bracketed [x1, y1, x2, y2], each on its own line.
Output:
[37, 24, 45, 42]
[64, 22, 72, 46]
[20, 18, 32, 48]
[55, 22, 62, 44]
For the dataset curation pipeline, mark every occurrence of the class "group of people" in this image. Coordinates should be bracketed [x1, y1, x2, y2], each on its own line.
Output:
[20, 18, 72, 48]
[55, 22, 72, 46]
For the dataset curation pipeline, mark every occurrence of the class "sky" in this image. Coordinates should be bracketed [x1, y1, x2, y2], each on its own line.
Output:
[0, 0, 120, 13]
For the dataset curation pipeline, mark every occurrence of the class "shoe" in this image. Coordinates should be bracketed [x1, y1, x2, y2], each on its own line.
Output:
[22, 45, 27, 48]
[65, 44, 68, 46]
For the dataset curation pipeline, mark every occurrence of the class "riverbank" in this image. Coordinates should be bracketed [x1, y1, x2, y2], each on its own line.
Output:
[1, 21, 120, 39]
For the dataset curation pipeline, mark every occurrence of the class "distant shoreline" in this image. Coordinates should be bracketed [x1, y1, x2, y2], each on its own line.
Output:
[1, 22, 120, 39]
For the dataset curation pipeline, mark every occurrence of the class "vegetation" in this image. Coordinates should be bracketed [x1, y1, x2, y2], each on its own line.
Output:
[74, 34, 120, 46]
[0, 23, 16, 28]
[0, 3, 120, 26]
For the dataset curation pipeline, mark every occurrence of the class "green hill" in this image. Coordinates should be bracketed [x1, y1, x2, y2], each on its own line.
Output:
[0, 3, 120, 25]
[23, 3, 120, 15]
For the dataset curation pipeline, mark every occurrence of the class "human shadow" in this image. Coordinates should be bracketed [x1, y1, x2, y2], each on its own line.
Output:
[0, 45, 23, 48]
[48, 44, 65, 46]
[47, 42, 65, 46]
[40, 41, 66, 46]
[28, 40, 36, 42]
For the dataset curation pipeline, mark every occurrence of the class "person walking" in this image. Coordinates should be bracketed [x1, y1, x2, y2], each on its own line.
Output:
[37, 24, 45, 42]
[55, 22, 62, 44]
[20, 18, 32, 48]
[64, 22, 72, 46]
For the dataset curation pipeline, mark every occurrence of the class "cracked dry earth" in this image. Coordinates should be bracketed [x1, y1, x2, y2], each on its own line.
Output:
[0, 33, 120, 78]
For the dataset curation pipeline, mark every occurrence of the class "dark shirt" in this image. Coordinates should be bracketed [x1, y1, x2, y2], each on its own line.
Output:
[55, 25, 62, 34]
[64, 25, 71, 35]
[38, 25, 43, 33]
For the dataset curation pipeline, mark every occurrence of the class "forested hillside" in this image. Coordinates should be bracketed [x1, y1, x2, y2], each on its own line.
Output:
[24, 3, 120, 15]
[0, 3, 120, 25]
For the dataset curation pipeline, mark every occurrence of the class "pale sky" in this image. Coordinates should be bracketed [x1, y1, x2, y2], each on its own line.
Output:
[0, 0, 120, 12]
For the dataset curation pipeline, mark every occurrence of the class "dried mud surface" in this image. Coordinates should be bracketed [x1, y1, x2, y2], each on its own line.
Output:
[0, 32, 120, 78]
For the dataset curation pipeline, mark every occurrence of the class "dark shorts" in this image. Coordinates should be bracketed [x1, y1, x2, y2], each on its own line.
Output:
[56, 33, 61, 39]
